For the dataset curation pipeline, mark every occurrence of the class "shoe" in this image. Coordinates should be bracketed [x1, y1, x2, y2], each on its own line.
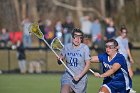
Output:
[129, 88, 136, 93]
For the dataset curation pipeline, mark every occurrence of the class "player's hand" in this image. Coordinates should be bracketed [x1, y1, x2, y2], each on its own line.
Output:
[94, 72, 101, 78]
[72, 75, 81, 84]
[57, 57, 62, 65]
[73, 75, 81, 81]
[130, 58, 134, 64]
[57, 59, 62, 65]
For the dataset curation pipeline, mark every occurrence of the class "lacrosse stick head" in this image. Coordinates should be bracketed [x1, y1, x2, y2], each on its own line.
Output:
[29, 21, 44, 39]
[51, 37, 64, 51]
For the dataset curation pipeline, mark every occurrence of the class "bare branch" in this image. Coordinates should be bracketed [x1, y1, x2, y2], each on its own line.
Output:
[52, 0, 77, 10]
[52, 0, 102, 17]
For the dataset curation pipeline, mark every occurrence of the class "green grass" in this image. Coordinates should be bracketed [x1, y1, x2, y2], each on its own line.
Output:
[0, 74, 139, 93]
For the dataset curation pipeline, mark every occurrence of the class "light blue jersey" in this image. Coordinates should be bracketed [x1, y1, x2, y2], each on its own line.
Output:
[116, 36, 129, 57]
[60, 43, 90, 93]
[61, 43, 90, 75]
[98, 53, 132, 93]
[116, 36, 131, 67]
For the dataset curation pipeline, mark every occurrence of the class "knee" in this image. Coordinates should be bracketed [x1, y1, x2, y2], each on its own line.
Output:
[99, 85, 110, 93]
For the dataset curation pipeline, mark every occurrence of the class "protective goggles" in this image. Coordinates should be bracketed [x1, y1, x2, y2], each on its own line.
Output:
[105, 42, 116, 49]
[73, 34, 83, 39]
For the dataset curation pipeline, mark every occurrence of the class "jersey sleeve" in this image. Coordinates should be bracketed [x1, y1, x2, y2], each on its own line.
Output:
[98, 53, 105, 63]
[114, 55, 124, 66]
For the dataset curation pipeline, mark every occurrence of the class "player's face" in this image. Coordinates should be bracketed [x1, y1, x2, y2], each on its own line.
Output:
[105, 42, 117, 55]
[72, 32, 83, 46]
[121, 29, 127, 38]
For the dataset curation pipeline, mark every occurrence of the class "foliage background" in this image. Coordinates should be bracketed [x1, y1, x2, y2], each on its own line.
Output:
[0, 0, 140, 42]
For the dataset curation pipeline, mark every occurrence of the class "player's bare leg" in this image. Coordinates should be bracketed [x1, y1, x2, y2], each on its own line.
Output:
[61, 84, 71, 93]
[128, 66, 134, 78]
[99, 86, 110, 93]
[128, 66, 136, 93]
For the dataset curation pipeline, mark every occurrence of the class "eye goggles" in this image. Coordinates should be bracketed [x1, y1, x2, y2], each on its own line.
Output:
[105, 45, 116, 49]
[73, 34, 83, 39]
[105, 42, 116, 49]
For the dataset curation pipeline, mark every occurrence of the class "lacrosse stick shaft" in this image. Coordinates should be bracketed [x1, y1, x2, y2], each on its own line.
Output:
[43, 38, 75, 77]
[89, 69, 95, 74]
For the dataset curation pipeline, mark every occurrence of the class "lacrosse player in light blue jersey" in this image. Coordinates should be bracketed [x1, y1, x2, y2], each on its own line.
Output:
[58, 28, 91, 93]
[116, 26, 136, 93]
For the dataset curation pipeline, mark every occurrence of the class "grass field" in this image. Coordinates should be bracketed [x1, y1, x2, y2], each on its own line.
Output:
[0, 74, 139, 93]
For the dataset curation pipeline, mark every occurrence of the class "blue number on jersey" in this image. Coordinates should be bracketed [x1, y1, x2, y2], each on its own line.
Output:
[70, 57, 78, 67]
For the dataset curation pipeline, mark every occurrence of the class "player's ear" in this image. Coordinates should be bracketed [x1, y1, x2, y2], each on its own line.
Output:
[115, 46, 119, 50]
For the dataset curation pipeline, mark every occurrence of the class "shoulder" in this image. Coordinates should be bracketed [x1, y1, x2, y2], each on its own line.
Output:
[115, 53, 125, 61]
[97, 53, 108, 62]
[124, 38, 128, 42]
[65, 43, 72, 48]
[116, 36, 121, 40]
[81, 43, 89, 49]
[116, 53, 124, 57]
[98, 53, 108, 58]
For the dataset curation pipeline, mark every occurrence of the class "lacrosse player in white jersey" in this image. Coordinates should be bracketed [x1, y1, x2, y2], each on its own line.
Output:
[57, 28, 91, 93]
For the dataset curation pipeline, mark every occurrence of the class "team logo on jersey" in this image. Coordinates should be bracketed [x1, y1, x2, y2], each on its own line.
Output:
[67, 52, 82, 57]
[103, 62, 112, 69]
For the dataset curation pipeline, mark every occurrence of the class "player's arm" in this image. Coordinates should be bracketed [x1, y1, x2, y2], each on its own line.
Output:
[90, 56, 102, 77]
[90, 56, 99, 63]
[74, 60, 90, 81]
[100, 63, 121, 78]
[127, 48, 134, 64]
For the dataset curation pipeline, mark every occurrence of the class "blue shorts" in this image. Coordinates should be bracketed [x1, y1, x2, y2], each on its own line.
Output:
[102, 82, 129, 93]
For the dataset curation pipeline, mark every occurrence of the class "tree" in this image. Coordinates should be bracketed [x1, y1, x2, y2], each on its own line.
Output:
[13, 0, 21, 30]
[52, 0, 102, 20]
[28, 0, 38, 20]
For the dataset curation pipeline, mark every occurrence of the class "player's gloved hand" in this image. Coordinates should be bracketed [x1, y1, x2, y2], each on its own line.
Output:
[57, 56, 63, 65]
[72, 75, 81, 84]
[57, 59, 62, 65]
[72, 79, 79, 84]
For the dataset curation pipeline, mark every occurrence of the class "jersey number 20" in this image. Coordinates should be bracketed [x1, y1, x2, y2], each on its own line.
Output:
[70, 57, 78, 67]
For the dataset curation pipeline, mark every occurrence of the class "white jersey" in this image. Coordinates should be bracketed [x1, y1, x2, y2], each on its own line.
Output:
[116, 36, 129, 58]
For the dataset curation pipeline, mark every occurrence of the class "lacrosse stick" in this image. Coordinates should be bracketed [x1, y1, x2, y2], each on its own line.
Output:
[51, 37, 95, 74]
[28, 21, 75, 77]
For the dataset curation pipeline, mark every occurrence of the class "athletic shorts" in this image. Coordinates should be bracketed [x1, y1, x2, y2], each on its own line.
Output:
[102, 82, 129, 93]
[61, 72, 87, 93]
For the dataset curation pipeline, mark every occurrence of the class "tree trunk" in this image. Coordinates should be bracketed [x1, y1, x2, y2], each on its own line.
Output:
[76, 0, 83, 18]
[118, 0, 125, 11]
[13, 0, 21, 30]
[21, 0, 27, 20]
[135, 0, 139, 14]
[28, 0, 38, 21]
[100, 0, 106, 17]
